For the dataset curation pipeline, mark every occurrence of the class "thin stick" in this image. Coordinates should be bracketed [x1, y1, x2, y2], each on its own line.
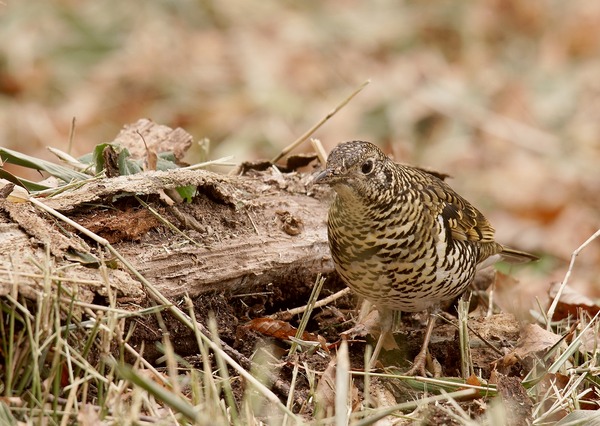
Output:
[272, 288, 351, 320]
[351, 389, 477, 426]
[271, 80, 370, 164]
[457, 295, 472, 379]
[546, 228, 600, 330]
[310, 138, 328, 166]
[181, 155, 234, 170]
[68, 117, 76, 155]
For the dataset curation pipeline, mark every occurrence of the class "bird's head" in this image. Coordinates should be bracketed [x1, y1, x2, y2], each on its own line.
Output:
[314, 141, 396, 204]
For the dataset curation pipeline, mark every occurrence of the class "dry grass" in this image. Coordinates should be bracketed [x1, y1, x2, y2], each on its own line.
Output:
[1, 1, 600, 424]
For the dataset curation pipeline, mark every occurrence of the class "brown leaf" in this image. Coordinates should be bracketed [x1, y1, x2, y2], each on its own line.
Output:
[244, 318, 327, 349]
[77, 404, 103, 426]
[314, 357, 337, 418]
[314, 354, 360, 418]
[466, 374, 482, 387]
[513, 324, 563, 358]
[497, 323, 563, 370]
[340, 307, 398, 351]
[276, 210, 304, 236]
[535, 372, 571, 423]
[548, 282, 600, 321]
[579, 327, 600, 355]
[102, 145, 120, 178]
[245, 318, 298, 341]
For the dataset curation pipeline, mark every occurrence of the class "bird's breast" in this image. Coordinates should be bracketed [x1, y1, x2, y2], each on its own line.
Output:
[327, 196, 477, 311]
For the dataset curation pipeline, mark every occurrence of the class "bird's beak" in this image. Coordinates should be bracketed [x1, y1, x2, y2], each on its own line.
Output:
[313, 168, 332, 185]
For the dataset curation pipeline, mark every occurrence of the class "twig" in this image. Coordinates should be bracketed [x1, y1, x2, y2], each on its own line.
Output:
[68, 117, 76, 155]
[546, 228, 600, 330]
[181, 155, 235, 170]
[272, 287, 351, 321]
[246, 210, 260, 235]
[457, 295, 472, 379]
[270, 80, 370, 164]
[135, 196, 204, 248]
[350, 388, 477, 426]
[310, 138, 328, 166]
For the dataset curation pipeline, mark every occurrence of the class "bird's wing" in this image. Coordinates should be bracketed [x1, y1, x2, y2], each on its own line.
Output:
[398, 162, 451, 181]
[424, 182, 497, 244]
[439, 198, 496, 243]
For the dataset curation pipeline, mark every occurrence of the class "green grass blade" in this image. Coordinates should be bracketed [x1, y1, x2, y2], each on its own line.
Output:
[0, 169, 51, 191]
[0, 147, 90, 183]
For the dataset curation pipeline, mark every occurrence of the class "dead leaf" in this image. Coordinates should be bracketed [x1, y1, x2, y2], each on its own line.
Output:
[314, 354, 360, 418]
[340, 307, 398, 351]
[243, 318, 327, 349]
[579, 327, 600, 355]
[535, 372, 571, 423]
[315, 357, 337, 419]
[514, 324, 563, 357]
[466, 374, 482, 387]
[142, 133, 158, 171]
[548, 282, 600, 321]
[497, 323, 563, 370]
[103, 144, 120, 178]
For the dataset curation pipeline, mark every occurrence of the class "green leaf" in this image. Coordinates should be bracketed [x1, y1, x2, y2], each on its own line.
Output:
[116, 148, 142, 175]
[92, 143, 144, 176]
[78, 152, 94, 166]
[0, 169, 51, 191]
[175, 185, 196, 203]
[0, 147, 90, 183]
[92, 143, 110, 174]
[158, 151, 178, 163]
[156, 157, 179, 171]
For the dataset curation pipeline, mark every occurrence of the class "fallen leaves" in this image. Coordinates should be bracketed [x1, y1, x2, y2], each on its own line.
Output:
[242, 318, 328, 352]
[548, 282, 600, 321]
[495, 323, 563, 372]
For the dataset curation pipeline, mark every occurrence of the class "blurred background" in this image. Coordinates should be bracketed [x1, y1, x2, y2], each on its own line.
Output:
[1, 0, 599, 305]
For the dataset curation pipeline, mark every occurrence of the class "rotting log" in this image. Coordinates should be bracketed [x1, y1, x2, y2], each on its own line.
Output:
[0, 166, 334, 302]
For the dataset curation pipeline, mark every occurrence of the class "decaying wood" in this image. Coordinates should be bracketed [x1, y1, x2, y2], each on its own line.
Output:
[0, 163, 334, 302]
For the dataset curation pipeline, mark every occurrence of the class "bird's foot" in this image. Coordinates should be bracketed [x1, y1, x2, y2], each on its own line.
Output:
[340, 308, 380, 341]
[404, 351, 428, 377]
[404, 352, 442, 377]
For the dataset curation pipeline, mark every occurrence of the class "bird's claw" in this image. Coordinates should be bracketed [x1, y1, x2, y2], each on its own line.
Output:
[404, 352, 428, 377]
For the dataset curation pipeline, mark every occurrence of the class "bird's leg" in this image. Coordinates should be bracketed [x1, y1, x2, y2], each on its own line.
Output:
[368, 308, 393, 369]
[404, 308, 438, 376]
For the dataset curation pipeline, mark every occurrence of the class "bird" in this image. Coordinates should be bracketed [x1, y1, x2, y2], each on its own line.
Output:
[314, 140, 537, 376]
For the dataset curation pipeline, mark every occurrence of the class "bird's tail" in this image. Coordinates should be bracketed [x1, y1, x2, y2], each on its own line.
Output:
[500, 246, 538, 264]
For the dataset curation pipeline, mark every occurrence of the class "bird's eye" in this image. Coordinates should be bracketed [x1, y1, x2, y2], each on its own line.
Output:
[361, 159, 374, 175]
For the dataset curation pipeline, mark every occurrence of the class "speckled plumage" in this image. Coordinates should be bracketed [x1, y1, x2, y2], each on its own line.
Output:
[315, 140, 536, 374]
